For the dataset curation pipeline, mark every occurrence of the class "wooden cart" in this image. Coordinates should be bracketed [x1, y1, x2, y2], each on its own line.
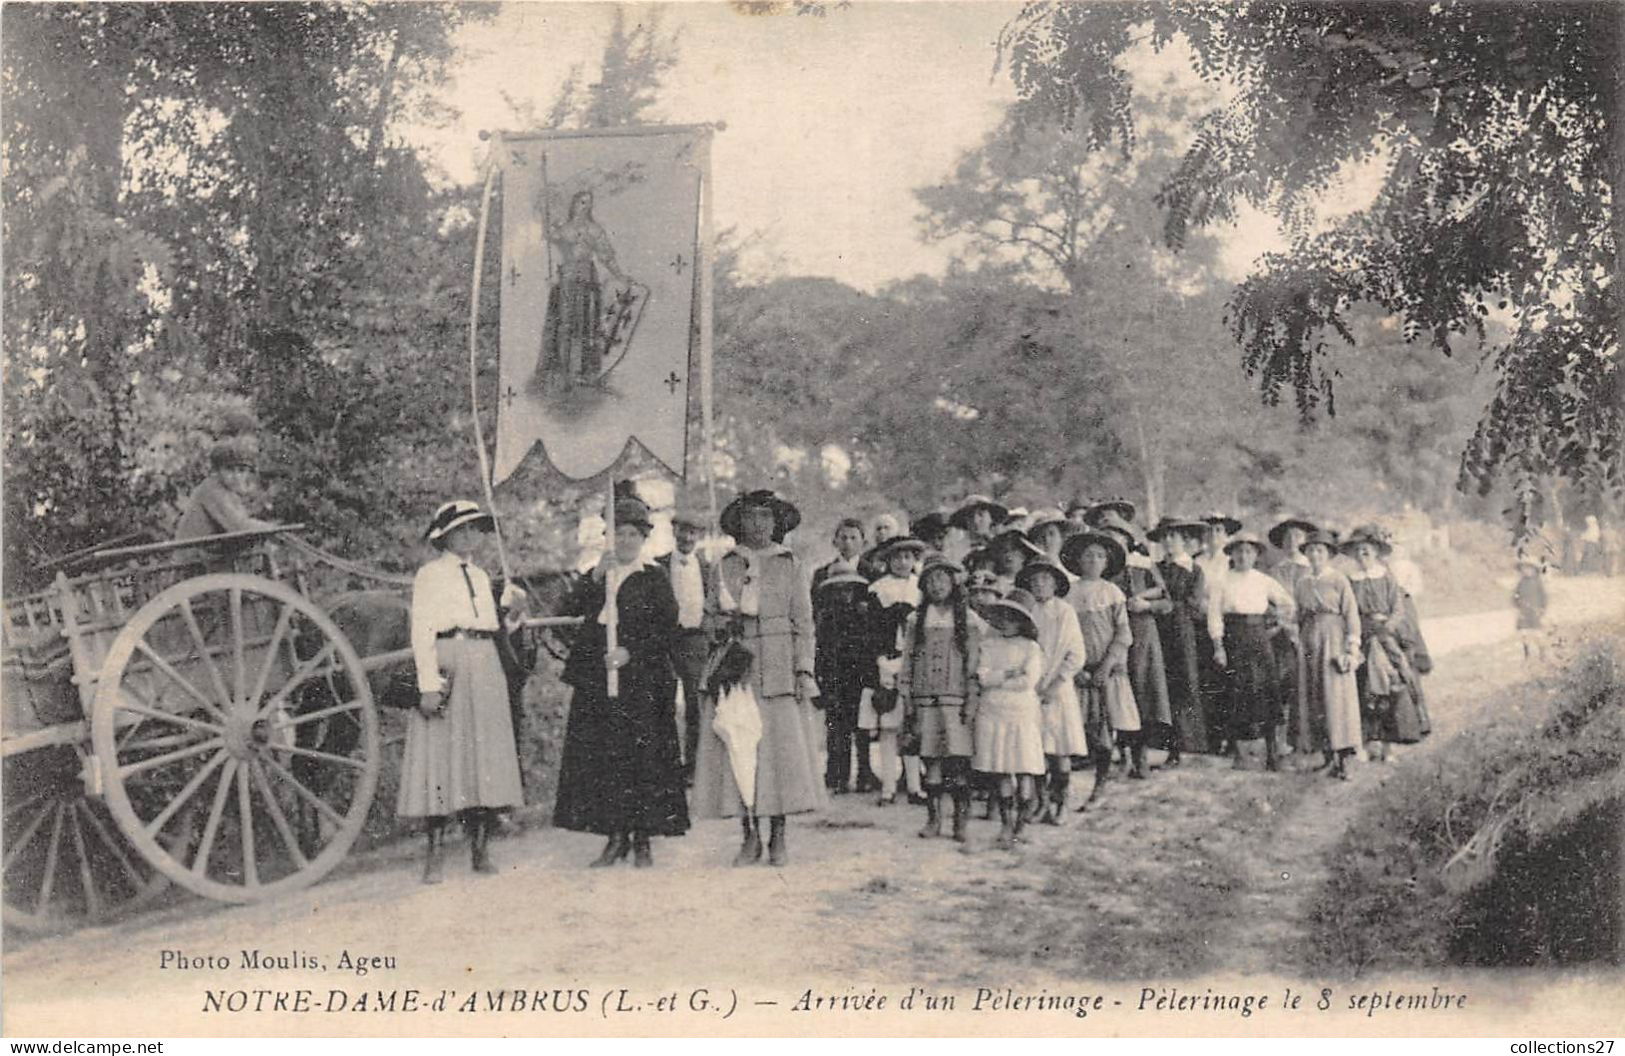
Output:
[2, 527, 381, 932]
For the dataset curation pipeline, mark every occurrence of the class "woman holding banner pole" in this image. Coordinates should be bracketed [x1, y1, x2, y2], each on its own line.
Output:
[553, 494, 689, 867]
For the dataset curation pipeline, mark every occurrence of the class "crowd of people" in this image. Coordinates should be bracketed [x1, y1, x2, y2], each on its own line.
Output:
[806, 496, 1435, 850]
[388, 484, 1445, 881]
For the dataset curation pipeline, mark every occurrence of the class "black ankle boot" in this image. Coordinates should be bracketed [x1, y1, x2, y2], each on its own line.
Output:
[918, 787, 943, 838]
[631, 832, 653, 868]
[421, 819, 446, 884]
[470, 811, 497, 874]
[996, 796, 1017, 849]
[733, 818, 762, 866]
[590, 832, 629, 867]
[767, 816, 788, 866]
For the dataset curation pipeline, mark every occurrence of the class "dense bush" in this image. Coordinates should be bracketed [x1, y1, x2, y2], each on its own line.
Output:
[1310, 627, 1623, 973]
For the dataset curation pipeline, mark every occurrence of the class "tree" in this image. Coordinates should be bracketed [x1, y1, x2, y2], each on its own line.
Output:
[3, 3, 488, 584]
[917, 94, 1254, 521]
[998, 0, 1622, 536]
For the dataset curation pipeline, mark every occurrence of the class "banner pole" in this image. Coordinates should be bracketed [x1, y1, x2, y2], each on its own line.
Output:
[467, 137, 514, 583]
[700, 131, 719, 535]
[604, 481, 619, 699]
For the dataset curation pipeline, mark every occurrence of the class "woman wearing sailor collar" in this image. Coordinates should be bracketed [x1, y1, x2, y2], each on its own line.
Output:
[691, 489, 824, 867]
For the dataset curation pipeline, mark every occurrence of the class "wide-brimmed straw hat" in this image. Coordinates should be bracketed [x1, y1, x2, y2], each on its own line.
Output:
[814, 568, 870, 592]
[1268, 517, 1320, 550]
[910, 510, 951, 542]
[720, 489, 801, 542]
[1084, 498, 1137, 528]
[1098, 520, 1149, 556]
[984, 587, 1038, 638]
[1147, 516, 1209, 544]
[917, 552, 964, 582]
[1223, 530, 1268, 556]
[1201, 511, 1243, 535]
[1025, 508, 1070, 541]
[425, 500, 495, 543]
[1299, 530, 1342, 554]
[871, 535, 929, 564]
[1061, 530, 1127, 580]
[1340, 523, 1393, 557]
[1015, 559, 1071, 598]
[949, 494, 1008, 531]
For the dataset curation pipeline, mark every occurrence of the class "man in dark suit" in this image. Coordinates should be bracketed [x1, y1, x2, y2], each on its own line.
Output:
[662, 505, 715, 780]
[812, 517, 877, 793]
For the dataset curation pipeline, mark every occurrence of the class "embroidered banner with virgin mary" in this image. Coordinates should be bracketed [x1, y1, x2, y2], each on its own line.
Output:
[493, 127, 706, 483]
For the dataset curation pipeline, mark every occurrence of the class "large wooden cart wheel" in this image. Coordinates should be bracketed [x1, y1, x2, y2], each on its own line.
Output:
[2, 745, 172, 933]
[90, 574, 379, 902]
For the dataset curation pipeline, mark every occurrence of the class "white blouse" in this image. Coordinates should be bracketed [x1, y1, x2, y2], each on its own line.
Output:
[1207, 567, 1296, 642]
[410, 552, 500, 693]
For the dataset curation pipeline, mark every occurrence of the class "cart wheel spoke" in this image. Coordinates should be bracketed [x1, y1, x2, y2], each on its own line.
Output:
[144, 748, 229, 838]
[113, 699, 224, 738]
[134, 640, 230, 725]
[256, 642, 338, 720]
[258, 755, 346, 827]
[178, 597, 234, 711]
[268, 743, 368, 771]
[77, 800, 150, 895]
[248, 762, 309, 870]
[67, 805, 102, 920]
[272, 698, 364, 731]
[118, 736, 225, 779]
[236, 765, 259, 889]
[190, 760, 237, 878]
[2, 802, 55, 873]
[230, 586, 246, 708]
[36, 804, 66, 909]
[245, 603, 294, 712]
[3, 793, 48, 825]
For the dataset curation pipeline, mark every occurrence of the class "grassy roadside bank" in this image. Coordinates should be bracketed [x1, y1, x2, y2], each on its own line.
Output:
[1308, 622, 1623, 974]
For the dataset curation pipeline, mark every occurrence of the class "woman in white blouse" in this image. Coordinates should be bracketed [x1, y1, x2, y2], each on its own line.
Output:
[1207, 531, 1296, 770]
[402, 501, 526, 883]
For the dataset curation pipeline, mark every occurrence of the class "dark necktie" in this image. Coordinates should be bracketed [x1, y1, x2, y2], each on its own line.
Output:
[459, 562, 480, 619]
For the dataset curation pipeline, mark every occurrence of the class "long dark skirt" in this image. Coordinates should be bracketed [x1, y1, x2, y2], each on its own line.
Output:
[1222, 615, 1279, 741]
[1127, 611, 1172, 727]
[1274, 631, 1310, 752]
[553, 659, 690, 837]
[1156, 611, 1209, 753]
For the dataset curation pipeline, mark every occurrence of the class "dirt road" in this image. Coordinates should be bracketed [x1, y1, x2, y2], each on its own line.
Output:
[4, 578, 1619, 1035]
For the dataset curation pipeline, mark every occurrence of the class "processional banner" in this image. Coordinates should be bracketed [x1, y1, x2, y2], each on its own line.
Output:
[493, 127, 706, 483]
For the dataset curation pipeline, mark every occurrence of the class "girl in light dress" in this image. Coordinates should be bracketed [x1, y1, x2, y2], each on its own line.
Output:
[1014, 560, 1087, 824]
[972, 587, 1047, 850]
[1061, 531, 1143, 807]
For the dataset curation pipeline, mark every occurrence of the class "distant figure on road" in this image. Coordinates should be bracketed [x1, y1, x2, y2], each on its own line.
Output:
[1512, 556, 1549, 663]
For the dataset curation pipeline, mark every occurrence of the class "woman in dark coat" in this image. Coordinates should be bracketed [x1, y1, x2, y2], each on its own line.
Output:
[553, 496, 689, 867]
[1150, 517, 1210, 761]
